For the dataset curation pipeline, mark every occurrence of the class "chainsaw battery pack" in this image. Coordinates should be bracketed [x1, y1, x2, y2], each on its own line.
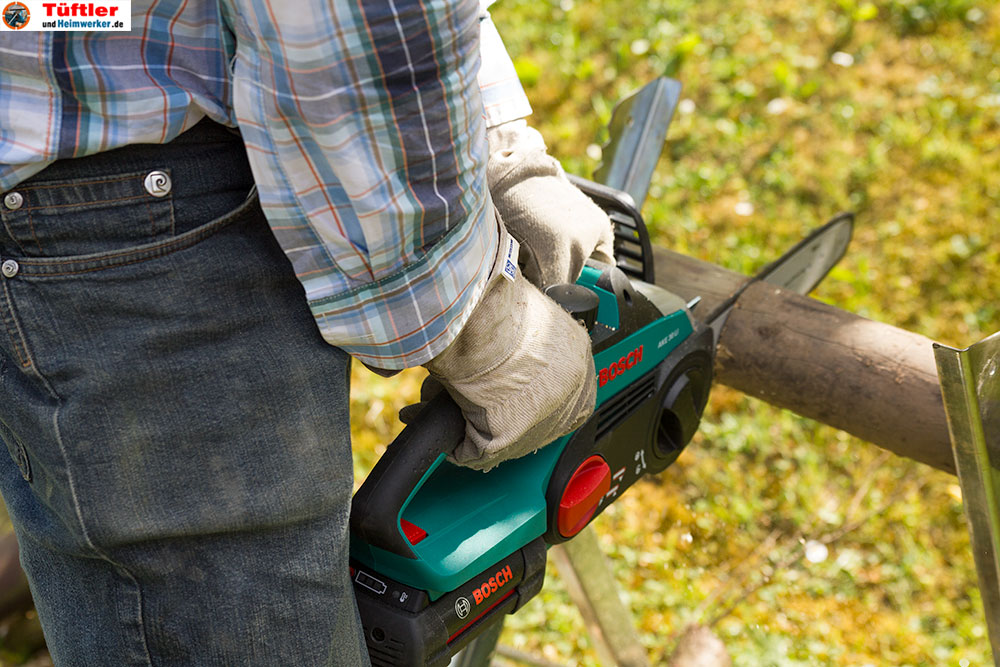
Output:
[352, 539, 546, 667]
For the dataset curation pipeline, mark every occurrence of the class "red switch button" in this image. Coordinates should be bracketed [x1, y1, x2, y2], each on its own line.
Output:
[558, 455, 611, 538]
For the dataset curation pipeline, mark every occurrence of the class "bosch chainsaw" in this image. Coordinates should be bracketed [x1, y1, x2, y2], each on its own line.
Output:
[348, 175, 854, 666]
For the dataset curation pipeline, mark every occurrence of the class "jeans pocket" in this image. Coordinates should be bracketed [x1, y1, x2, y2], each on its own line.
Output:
[8, 191, 259, 279]
[1, 171, 176, 259]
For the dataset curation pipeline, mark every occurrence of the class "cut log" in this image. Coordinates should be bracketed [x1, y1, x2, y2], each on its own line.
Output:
[652, 246, 956, 474]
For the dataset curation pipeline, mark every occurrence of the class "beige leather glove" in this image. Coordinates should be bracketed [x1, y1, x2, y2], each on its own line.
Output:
[424, 227, 596, 471]
[487, 119, 615, 288]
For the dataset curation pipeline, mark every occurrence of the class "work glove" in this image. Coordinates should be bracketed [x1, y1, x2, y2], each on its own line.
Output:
[418, 224, 596, 471]
[487, 119, 615, 289]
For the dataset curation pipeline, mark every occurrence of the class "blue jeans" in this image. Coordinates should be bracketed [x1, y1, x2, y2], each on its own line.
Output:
[0, 121, 369, 665]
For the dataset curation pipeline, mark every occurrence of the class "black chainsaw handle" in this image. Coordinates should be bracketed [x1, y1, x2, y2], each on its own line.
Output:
[350, 391, 466, 560]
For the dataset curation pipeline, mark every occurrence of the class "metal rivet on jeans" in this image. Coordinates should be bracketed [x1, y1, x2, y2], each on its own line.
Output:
[143, 170, 172, 198]
[1, 259, 19, 278]
[3, 192, 23, 210]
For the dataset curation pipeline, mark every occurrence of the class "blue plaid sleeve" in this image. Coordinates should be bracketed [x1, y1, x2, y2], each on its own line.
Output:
[221, 0, 500, 368]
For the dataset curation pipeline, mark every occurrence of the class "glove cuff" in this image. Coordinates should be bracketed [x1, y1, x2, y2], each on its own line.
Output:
[425, 266, 596, 471]
[425, 266, 528, 384]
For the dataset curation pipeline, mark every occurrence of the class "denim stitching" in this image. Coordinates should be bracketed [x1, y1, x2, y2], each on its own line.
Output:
[17, 217, 232, 277]
[0, 280, 33, 369]
[14, 195, 256, 278]
[26, 208, 43, 253]
[20, 174, 136, 191]
[17, 193, 150, 211]
[1, 214, 28, 256]
[50, 403, 155, 666]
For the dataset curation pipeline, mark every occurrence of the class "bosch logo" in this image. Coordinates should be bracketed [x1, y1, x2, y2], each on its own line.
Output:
[454, 597, 471, 619]
[471, 565, 513, 605]
[598, 345, 643, 387]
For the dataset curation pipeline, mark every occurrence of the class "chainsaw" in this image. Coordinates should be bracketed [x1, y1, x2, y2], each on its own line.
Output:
[348, 173, 853, 666]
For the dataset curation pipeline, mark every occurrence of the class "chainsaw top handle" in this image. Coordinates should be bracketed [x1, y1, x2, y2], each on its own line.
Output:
[350, 391, 465, 560]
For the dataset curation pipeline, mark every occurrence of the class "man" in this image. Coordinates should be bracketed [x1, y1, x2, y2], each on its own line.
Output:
[0, 1, 613, 663]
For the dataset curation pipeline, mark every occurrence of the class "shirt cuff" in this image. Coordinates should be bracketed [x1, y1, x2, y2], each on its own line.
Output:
[478, 11, 532, 129]
[308, 198, 502, 370]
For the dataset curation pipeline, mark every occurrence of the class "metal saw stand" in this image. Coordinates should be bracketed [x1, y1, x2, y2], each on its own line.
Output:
[935, 332, 1000, 666]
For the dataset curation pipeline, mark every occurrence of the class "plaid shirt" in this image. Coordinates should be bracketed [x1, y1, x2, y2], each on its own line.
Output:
[0, 0, 530, 369]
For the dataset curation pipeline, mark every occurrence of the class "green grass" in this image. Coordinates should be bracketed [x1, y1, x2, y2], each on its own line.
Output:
[482, 0, 998, 664]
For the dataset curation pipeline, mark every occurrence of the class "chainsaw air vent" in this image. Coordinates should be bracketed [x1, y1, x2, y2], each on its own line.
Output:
[595, 373, 657, 442]
[609, 209, 651, 283]
[567, 174, 654, 283]
[367, 635, 405, 667]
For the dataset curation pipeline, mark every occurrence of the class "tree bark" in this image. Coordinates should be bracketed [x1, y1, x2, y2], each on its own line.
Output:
[651, 246, 956, 475]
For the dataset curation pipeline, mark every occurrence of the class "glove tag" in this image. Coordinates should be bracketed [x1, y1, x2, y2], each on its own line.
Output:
[501, 235, 520, 283]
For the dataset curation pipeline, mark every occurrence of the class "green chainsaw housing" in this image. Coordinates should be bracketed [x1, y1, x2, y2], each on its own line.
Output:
[349, 256, 714, 666]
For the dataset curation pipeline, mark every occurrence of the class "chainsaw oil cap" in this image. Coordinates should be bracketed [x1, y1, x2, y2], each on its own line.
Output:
[557, 455, 611, 538]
